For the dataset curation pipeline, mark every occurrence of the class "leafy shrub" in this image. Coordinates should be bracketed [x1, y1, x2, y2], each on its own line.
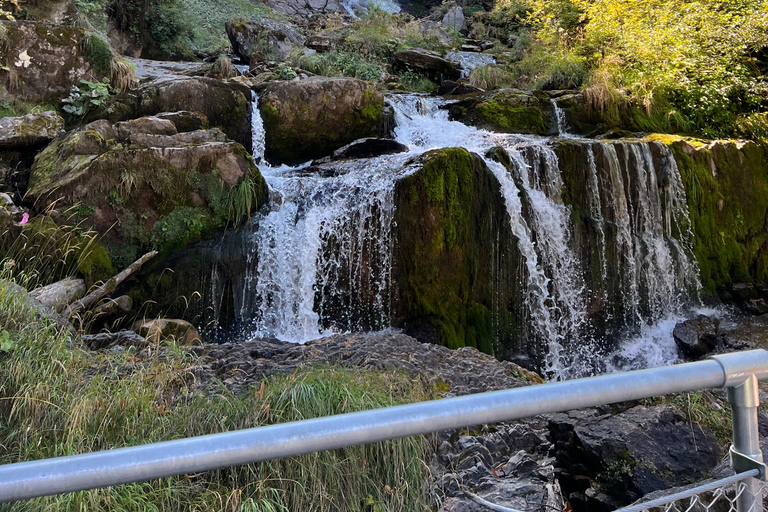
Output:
[294, 48, 383, 81]
[398, 70, 436, 93]
[61, 78, 116, 118]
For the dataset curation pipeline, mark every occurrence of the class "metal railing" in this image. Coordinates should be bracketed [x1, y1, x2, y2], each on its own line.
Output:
[1, 350, 768, 511]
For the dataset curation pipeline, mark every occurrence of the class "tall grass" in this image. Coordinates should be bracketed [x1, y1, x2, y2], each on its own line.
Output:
[0, 279, 435, 511]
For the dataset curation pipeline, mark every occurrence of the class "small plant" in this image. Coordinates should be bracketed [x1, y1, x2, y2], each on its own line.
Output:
[61, 78, 117, 118]
[0, 329, 13, 352]
[274, 64, 297, 81]
[398, 70, 436, 93]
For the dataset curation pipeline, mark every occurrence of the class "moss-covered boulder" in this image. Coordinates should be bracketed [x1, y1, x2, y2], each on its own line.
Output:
[447, 89, 552, 135]
[0, 21, 104, 103]
[258, 77, 386, 165]
[659, 136, 768, 294]
[392, 147, 524, 356]
[25, 115, 268, 270]
[93, 76, 253, 152]
[0, 111, 64, 149]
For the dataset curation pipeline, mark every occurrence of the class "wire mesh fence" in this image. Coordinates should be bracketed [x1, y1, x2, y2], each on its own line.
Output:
[616, 469, 765, 512]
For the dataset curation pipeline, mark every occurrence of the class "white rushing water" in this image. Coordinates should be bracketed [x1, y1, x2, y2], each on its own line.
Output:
[241, 92, 702, 378]
[445, 52, 497, 78]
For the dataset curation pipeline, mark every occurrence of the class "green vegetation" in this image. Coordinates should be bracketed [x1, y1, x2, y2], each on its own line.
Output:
[475, 0, 768, 138]
[0, 276, 436, 511]
[61, 78, 117, 119]
[0, 101, 58, 120]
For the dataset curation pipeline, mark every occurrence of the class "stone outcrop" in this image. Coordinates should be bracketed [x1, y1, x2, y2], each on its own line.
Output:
[0, 111, 64, 149]
[0, 21, 103, 103]
[266, 0, 346, 17]
[447, 89, 552, 135]
[258, 77, 386, 165]
[392, 148, 525, 357]
[94, 76, 253, 152]
[226, 18, 305, 62]
[25, 115, 268, 271]
[393, 48, 461, 82]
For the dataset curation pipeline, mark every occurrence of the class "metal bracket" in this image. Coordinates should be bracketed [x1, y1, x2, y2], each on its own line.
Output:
[730, 445, 767, 481]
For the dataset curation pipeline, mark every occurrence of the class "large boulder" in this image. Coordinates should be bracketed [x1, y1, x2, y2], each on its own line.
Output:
[549, 405, 723, 509]
[0, 111, 64, 149]
[447, 89, 552, 135]
[393, 48, 461, 82]
[391, 148, 524, 356]
[258, 77, 386, 165]
[672, 314, 720, 360]
[226, 18, 306, 63]
[25, 116, 268, 269]
[0, 21, 105, 103]
[93, 76, 253, 152]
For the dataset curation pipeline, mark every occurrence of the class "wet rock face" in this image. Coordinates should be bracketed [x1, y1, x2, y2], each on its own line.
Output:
[0, 112, 64, 149]
[549, 405, 723, 511]
[393, 48, 462, 82]
[25, 115, 268, 270]
[392, 148, 526, 357]
[258, 77, 386, 165]
[226, 18, 306, 62]
[0, 21, 99, 103]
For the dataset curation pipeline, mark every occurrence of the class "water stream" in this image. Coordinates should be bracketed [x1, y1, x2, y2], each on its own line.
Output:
[234, 92, 703, 379]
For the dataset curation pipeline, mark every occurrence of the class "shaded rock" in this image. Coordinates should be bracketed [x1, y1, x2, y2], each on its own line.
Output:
[441, 6, 466, 33]
[392, 148, 526, 357]
[82, 330, 147, 350]
[25, 117, 268, 269]
[0, 21, 102, 103]
[0, 111, 64, 149]
[306, 34, 345, 53]
[393, 48, 461, 82]
[437, 80, 484, 96]
[258, 77, 385, 165]
[28, 277, 86, 314]
[226, 18, 306, 62]
[732, 283, 759, 302]
[672, 314, 720, 360]
[132, 318, 201, 344]
[447, 90, 551, 135]
[549, 405, 723, 508]
[95, 76, 253, 152]
[155, 111, 209, 133]
[745, 298, 768, 316]
[331, 138, 409, 160]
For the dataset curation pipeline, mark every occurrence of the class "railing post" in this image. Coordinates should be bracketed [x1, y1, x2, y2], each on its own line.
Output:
[727, 374, 764, 512]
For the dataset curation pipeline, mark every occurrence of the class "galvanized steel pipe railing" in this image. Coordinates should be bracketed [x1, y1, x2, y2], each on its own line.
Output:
[2, 349, 768, 509]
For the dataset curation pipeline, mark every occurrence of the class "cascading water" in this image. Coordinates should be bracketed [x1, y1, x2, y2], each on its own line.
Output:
[238, 91, 703, 379]
[445, 52, 496, 78]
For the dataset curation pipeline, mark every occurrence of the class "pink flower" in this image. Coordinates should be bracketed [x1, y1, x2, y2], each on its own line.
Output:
[20, 213, 29, 225]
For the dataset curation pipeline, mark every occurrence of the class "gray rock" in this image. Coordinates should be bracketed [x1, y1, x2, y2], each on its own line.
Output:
[549, 405, 724, 507]
[394, 48, 461, 82]
[672, 314, 720, 360]
[0, 111, 64, 149]
[82, 330, 147, 350]
[28, 277, 86, 314]
[267, 0, 346, 17]
[155, 111, 209, 133]
[732, 283, 759, 302]
[306, 34, 345, 53]
[745, 298, 768, 316]
[441, 6, 466, 33]
[116, 117, 177, 139]
[226, 18, 306, 62]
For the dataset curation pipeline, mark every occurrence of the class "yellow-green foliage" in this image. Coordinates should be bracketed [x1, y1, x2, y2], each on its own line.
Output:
[0, 279, 436, 511]
[468, 64, 517, 90]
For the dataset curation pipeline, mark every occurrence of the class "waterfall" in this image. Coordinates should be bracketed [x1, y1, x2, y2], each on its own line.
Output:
[550, 99, 572, 138]
[445, 52, 496, 79]
[240, 92, 702, 377]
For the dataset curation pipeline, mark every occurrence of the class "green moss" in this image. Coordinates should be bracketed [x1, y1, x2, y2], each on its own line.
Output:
[77, 243, 115, 285]
[668, 138, 768, 293]
[393, 148, 520, 354]
[477, 100, 548, 135]
[149, 207, 214, 254]
[81, 35, 114, 77]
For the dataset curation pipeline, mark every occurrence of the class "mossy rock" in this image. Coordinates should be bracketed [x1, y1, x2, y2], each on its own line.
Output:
[392, 147, 524, 357]
[447, 89, 552, 135]
[659, 136, 768, 294]
[25, 118, 268, 268]
[258, 77, 386, 165]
